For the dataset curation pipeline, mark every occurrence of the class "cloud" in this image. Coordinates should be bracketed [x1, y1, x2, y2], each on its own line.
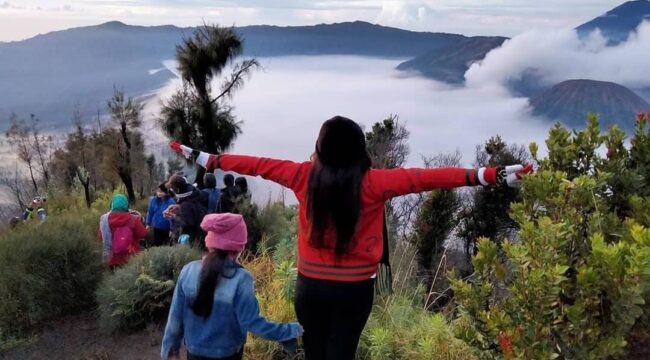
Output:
[0, 1, 22, 9]
[146, 55, 550, 203]
[376, 1, 431, 25]
[465, 21, 650, 91]
[0, 1, 629, 43]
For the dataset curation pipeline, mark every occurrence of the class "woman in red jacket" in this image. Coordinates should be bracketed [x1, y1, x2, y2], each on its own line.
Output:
[170, 116, 531, 360]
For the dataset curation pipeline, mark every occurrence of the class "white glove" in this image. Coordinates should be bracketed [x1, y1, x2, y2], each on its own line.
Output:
[497, 164, 533, 188]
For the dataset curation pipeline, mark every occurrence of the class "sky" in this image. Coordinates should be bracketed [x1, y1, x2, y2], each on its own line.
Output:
[0, 0, 628, 42]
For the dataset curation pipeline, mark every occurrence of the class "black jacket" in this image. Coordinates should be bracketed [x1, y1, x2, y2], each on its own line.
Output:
[174, 185, 207, 243]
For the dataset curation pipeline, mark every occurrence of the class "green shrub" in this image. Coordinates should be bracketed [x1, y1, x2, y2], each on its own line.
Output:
[452, 115, 650, 359]
[358, 295, 478, 360]
[0, 213, 103, 349]
[256, 202, 297, 251]
[96, 246, 200, 333]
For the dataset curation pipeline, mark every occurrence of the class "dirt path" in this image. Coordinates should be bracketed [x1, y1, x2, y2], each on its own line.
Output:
[3, 313, 186, 360]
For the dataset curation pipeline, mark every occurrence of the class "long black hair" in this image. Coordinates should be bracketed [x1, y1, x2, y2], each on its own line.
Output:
[235, 177, 248, 194]
[307, 116, 372, 257]
[192, 249, 238, 317]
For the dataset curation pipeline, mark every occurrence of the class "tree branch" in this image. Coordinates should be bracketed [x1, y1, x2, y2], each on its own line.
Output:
[210, 59, 260, 105]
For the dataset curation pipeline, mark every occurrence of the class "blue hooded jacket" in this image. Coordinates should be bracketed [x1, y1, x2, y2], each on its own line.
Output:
[146, 196, 175, 230]
[161, 260, 301, 359]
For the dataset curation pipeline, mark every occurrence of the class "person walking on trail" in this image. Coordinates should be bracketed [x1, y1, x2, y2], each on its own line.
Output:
[232, 177, 253, 215]
[165, 175, 207, 247]
[201, 173, 221, 215]
[23, 196, 47, 223]
[98, 194, 148, 267]
[146, 183, 176, 246]
[217, 174, 239, 213]
[161, 213, 303, 360]
[170, 115, 532, 360]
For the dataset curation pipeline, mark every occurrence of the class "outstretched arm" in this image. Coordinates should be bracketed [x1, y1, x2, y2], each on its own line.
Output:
[234, 272, 303, 342]
[368, 165, 532, 201]
[169, 142, 309, 191]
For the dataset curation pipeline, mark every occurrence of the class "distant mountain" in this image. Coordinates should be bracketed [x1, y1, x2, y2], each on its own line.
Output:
[529, 79, 650, 128]
[0, 21, 464, 128]
[576, 0, 650, 44]
[395, 36, 507, 84]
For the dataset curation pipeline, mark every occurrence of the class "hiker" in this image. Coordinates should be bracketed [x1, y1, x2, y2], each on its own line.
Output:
[161, 213, 303, 360]
[22, 196, 47, 223]
[98, 194, 148, 267]
[146, 183, 176, 246]
[232, 177, 253, 214]
[217, 174, 239, 213]
[165, 175, 207, 247]
[201, 172, 221, 214]
[170, 115, 532, 360]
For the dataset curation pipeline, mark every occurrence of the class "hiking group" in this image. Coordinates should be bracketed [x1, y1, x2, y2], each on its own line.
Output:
[98, 115, 531, 360]
[98, 172, 251, 267]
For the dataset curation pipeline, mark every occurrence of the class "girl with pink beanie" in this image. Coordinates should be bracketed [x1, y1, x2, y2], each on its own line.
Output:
[161, 213, 303, 360]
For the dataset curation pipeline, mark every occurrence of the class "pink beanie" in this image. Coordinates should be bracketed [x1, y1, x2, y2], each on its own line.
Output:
[201, 213, 248, 252]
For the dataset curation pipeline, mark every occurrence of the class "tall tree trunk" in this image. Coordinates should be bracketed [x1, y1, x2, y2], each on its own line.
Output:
[118, 170, 136, 204]
[27, 161, 38, 193]
[77, 171, 92, 209]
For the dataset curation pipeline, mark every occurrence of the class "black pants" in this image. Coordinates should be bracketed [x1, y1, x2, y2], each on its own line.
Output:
[294, 273, 375, 360]
[187, 349, 243, 360]
[152, 228, 170, 246]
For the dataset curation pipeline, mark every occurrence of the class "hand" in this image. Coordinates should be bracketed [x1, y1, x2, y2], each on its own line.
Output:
[497, 164, 534, 188]
[169, 141, 194, 159]
[281, 338, 298, 355]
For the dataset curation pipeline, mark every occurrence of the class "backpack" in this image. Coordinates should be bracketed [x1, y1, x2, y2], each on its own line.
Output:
[206, 188, 220, 214]
[112, 218, 135, 255]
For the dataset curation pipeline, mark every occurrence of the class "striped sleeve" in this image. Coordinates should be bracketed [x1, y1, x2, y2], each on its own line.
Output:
[367, 167, 497, 201]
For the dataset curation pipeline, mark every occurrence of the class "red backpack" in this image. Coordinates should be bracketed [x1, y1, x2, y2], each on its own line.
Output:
[112, 217, 135, 255]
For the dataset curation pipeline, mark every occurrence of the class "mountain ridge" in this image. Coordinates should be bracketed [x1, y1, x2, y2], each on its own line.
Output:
[576, 0, 650, 44]
[0, 20, 466, 127]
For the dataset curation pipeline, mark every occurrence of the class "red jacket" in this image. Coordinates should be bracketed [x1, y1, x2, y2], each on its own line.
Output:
[97, 212, 148, 267]
[201, 154, 498, 282]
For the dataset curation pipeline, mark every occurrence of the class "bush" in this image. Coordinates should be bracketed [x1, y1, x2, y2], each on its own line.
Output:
[0, 212, 103, 349]
[451, 115, 650, 359]
[256, 202, 297, 251]
[358, 295, 478, 360]
[242, 251, 300, 359]
[96, 246, 200, 333]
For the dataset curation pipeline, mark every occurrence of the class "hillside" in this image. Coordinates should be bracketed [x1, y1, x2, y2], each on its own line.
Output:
[529, 79, 650, 128]
[0, 21, 465, 128]
[395, 36, 507, 84]
[576, 0, 650, 44]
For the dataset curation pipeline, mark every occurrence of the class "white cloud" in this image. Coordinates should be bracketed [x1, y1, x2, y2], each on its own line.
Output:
[465, 21, 650, 91]
[144, 56, 550, 202]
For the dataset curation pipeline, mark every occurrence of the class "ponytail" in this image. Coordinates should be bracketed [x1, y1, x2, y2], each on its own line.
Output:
[192, 249, 230, 317]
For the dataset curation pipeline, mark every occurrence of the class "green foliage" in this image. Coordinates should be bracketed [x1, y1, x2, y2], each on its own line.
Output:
[96, 246, 200, 333]
[358, 295, 478, 360]
[458, 136, 529, 259]
[0, 213, 103, 348]
[256, 202, 297, 252]
[365, 114, 410, 169]
[452, 115, 650, 359]
[413, 190, 459, 274]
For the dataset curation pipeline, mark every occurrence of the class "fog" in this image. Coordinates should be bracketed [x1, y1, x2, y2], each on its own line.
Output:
[466, 22, 650, 91]
[146, 56, 551, 203]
